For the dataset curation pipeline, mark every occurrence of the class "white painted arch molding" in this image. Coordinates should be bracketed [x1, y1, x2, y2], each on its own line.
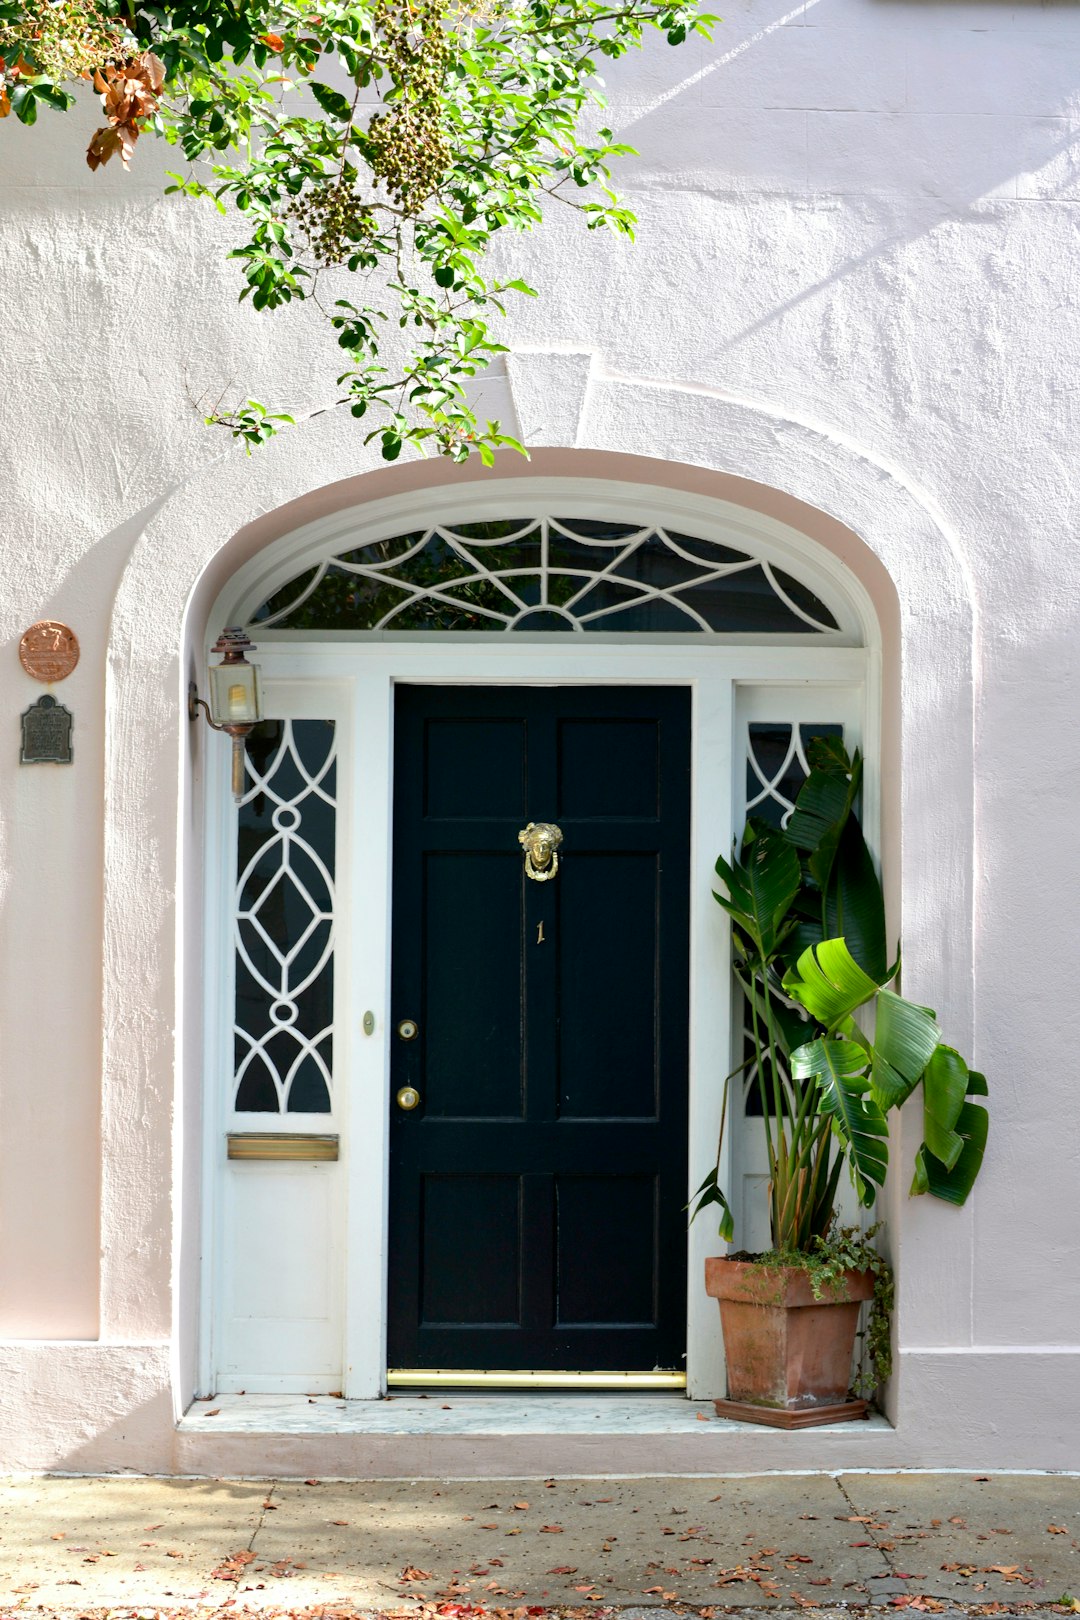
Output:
[101, 356, 975, 1366]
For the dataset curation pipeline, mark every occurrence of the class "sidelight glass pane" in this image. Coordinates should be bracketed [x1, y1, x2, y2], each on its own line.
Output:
[233, 719, 337, 1114]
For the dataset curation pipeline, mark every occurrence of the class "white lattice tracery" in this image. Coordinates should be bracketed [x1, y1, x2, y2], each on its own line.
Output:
[250, 517, 842, 636]
[233, 720, 337, 1114]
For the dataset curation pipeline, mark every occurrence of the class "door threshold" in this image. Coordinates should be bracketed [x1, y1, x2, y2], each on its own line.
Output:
[386, 1369, 687, 1390]
[182, 1389, 892, 1438]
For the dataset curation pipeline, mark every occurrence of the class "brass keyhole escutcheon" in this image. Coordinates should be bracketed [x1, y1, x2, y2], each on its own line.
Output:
[518, 821, 563, 882]
[396, 1085, 421, 1112]
[397, 1018, 419, 1041]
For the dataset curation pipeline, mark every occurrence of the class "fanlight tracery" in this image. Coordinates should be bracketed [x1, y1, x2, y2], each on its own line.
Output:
[250, 517, 843, 636]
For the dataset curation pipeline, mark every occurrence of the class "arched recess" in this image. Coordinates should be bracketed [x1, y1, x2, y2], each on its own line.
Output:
[100, 372, 973, 1422]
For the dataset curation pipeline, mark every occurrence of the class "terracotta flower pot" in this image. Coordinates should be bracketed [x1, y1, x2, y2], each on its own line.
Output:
[704, 1257, 875, 1428]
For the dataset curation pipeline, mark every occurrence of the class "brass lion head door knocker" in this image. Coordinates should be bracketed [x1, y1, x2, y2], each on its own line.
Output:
[518, 821, 563, 882]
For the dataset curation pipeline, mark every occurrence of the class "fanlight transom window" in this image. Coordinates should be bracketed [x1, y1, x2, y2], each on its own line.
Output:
[250, 517, 843, 636]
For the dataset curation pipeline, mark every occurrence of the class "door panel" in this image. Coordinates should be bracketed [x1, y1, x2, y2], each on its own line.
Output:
[388, 685, 690, 1372]
[557, 853, 659, 1119]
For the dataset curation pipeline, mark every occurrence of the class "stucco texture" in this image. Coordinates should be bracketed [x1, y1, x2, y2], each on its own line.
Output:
[0, 0, 1078, 1471]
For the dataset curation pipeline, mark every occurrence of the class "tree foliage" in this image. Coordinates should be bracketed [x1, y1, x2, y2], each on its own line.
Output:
[0, 0, 714, 458]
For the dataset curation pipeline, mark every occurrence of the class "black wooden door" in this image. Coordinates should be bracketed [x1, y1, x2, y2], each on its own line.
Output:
[388, 686, 690, 1372]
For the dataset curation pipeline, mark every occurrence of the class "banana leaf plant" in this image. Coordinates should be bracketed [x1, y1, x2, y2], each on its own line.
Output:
[691, 737, 989, 1253]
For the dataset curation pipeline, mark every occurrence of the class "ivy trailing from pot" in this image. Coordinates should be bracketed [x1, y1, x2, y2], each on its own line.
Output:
[691, 737, 989, 1427]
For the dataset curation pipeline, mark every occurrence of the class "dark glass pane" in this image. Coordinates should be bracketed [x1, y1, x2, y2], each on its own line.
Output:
[268, 566, 412, 630]
[663, 530, 752, 567]
[234, 720, 337, 1116]
[679, 565, 814, 633]
[746, 721, 842, 829]
[552, 517, 643, 541]
[587, 597, 703, 632]
[383, 592, 508, 631]
[548, 531, 631, 573]
[338, 531, 426, 567]
[234, 1051, 279, 1112]
[379, 533, 475, 589]
[771, 566, 840, 630]
[251, 566, 320, 625]
[547, 571, 595, 607]
[508, 574, 542, 606]
[608, 534, 700, 592]
[291, 719, 335, 783]
[571, 577, 650, 617]
[444, 519, 538, 541]
[746, 723, 794, 829]
[286, 1050, 332, 1112]
[510, 608, 575, 631]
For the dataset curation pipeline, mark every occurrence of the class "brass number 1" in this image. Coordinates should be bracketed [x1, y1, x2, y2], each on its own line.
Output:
[536, 922, 545, 945]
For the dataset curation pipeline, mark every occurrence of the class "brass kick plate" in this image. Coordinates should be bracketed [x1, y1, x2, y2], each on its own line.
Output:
[386, 1369, 687, 1390]
[228, 1133, 339, 1162]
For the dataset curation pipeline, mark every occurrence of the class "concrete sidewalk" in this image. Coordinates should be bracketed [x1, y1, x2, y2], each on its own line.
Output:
[0, 1472, 1076, 1615]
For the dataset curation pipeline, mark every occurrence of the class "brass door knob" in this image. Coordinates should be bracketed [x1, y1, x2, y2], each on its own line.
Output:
[396, 1085, 421, 1112]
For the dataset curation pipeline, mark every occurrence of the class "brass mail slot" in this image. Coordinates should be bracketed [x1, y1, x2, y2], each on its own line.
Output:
[227, 1132, 339, 1162]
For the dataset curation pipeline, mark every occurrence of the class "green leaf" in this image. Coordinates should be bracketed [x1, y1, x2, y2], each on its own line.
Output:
[912, 1101, 988, 1205]
[825, 813, 888, 981]
[311, 81, 353, 122]
[921, 1043, 971, 1170]
[790, 1038, 889, 1206]
[714, 825, 800, 961]
[874, 990, 940, 1087]
[687, 1167, 734, 1242]
[10, 83, 37, 125]
[785, 750, 861, 891]
[783, 937, 881, 1030]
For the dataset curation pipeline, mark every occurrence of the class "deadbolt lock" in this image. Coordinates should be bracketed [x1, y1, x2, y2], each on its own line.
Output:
[397, 1018, 419, 1041]
[396, 1085, 421, 1112]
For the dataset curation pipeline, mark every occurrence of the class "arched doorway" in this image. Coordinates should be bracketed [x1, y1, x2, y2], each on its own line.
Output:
[197, 478, 879, 1400]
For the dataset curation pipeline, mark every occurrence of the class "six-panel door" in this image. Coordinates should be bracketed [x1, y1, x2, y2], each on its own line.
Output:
[388, 686, 691, 1372]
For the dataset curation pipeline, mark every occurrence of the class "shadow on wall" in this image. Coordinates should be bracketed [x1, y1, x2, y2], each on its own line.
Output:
[602, 0, 1080, 353]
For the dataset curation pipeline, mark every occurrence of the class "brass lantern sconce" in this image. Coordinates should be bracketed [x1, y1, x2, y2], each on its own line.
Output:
[188, 626, 263, 802]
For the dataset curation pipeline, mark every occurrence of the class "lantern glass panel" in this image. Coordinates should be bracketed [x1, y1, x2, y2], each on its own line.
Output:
[209, 661, 261, 726]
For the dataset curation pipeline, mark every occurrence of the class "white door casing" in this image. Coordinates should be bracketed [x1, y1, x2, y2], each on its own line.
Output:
[199, 482, 879, 1400]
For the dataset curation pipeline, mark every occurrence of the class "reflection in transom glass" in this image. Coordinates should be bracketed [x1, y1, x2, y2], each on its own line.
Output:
[250, 518, 842, 635]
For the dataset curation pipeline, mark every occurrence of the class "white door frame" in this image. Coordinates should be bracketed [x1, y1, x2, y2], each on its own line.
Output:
[198, 638, 874, 1400]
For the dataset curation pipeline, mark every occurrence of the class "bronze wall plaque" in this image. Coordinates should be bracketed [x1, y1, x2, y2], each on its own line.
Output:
[19, 621, 80, 683]
[20, 695, 73, 764]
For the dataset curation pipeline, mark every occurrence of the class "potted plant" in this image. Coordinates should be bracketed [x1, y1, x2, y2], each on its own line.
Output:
[692, 737, 989, 1427]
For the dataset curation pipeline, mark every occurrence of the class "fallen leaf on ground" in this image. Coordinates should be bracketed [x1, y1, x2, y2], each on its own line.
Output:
[547, 1566, 578, 1574]
[210, 1550, 256, 1582]
[1048, 1526, 1068, 1534]
[513, 1501, 530, 1511]
[696, 1411, 710, 1421]
[401, 1566, 433, 1581]
[539, 1525, 564, 1533]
